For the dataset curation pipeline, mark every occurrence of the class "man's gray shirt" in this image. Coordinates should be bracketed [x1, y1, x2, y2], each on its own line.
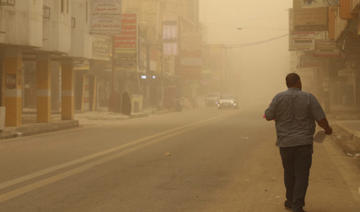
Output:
[265, 88, 326, 148]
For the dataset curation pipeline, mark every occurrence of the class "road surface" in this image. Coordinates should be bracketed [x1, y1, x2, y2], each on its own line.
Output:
[0, 108, 359, 212]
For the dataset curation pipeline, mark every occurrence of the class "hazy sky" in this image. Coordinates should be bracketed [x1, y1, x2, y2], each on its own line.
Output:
[200, 0, 291, 43]
[199, 0, 292, 107]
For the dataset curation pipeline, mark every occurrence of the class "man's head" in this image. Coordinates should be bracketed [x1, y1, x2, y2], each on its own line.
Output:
[286, 73, 302, 89]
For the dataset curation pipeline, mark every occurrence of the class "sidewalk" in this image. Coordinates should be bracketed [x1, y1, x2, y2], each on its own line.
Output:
[326, 106, 360, 156]
[333, 120, 360, 156]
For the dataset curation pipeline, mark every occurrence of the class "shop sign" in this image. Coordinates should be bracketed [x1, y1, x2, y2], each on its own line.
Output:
[90, 0, 122, 35]
[289, 31, 327, 51]
[91, 35, 112, 61]
[293, 7, 328, 31]
[314, 40, 342, 57]
[113, 13, 137, 70]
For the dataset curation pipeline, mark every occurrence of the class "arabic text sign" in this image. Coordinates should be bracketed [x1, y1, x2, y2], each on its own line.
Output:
[289, 31, 327, 51]
[91, 35, 112, 61]
[91, 0, 122, 35]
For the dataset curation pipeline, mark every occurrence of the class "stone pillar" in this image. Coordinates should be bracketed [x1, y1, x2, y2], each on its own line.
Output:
[61, 60, 74, 120]
[36, 55, 51, 123]
[90, 76, 97, 111]
[2, 48, 23, 127]
[51, 62, 61, 112]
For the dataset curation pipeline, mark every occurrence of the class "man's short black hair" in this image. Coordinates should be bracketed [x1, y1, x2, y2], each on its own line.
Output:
[286, 73, 301, 88]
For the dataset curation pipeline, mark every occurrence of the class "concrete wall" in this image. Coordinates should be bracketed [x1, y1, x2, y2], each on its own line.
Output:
[70, 0, 91, 59]
[42, 0, 71, 53]
[0, 0, 43, 47]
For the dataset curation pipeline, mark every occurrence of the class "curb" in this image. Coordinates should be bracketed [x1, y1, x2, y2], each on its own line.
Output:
[0, 109, 173, 141]
[0, 120, 79, 141]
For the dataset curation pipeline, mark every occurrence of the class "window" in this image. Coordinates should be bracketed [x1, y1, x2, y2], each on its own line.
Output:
[0, 0, 15, 6]
[60, 0, 64, 13]
[43, 5, 51, 19]
[71, 17, 76, 28]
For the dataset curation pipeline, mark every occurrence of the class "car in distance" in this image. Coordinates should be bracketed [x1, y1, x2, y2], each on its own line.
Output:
[217, 95, 238, 109]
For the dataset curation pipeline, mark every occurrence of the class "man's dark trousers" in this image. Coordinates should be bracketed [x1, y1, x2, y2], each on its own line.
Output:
[280, 144, 313, 211]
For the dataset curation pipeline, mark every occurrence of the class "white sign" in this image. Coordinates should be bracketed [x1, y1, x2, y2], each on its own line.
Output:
[91, 0, 122, 35]
[91, 35, 112, 61]
[289, 31, 327, 51]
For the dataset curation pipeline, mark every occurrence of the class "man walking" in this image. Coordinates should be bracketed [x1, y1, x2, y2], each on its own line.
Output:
[265, 73, 332, 212]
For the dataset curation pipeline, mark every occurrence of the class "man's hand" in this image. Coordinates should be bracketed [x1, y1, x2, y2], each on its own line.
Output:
[325, 126, 333, 135]
[317, 118, 332, 135]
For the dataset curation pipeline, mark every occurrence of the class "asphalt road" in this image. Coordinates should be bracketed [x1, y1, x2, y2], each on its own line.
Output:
[0, 108, 359, 212]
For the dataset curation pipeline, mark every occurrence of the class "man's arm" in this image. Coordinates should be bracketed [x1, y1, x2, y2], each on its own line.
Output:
[310, 94, 333, 135]
[265, 96, 277, 121]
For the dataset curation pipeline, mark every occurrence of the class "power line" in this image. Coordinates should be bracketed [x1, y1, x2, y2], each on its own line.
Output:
[225, 34, 289, 49]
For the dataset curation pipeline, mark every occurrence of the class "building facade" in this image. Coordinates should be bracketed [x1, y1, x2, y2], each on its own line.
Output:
[289, 0, 360, 113]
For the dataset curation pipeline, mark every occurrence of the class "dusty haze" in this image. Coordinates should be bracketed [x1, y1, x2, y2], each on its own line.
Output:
[200, 0, 292, 109]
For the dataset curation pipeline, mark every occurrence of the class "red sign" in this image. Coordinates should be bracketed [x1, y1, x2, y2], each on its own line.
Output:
[113, 14, 138, 69]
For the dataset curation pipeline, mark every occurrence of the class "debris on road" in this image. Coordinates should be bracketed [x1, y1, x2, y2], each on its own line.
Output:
[164, 152, 172, 157]
[346, 153, 354, 157]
